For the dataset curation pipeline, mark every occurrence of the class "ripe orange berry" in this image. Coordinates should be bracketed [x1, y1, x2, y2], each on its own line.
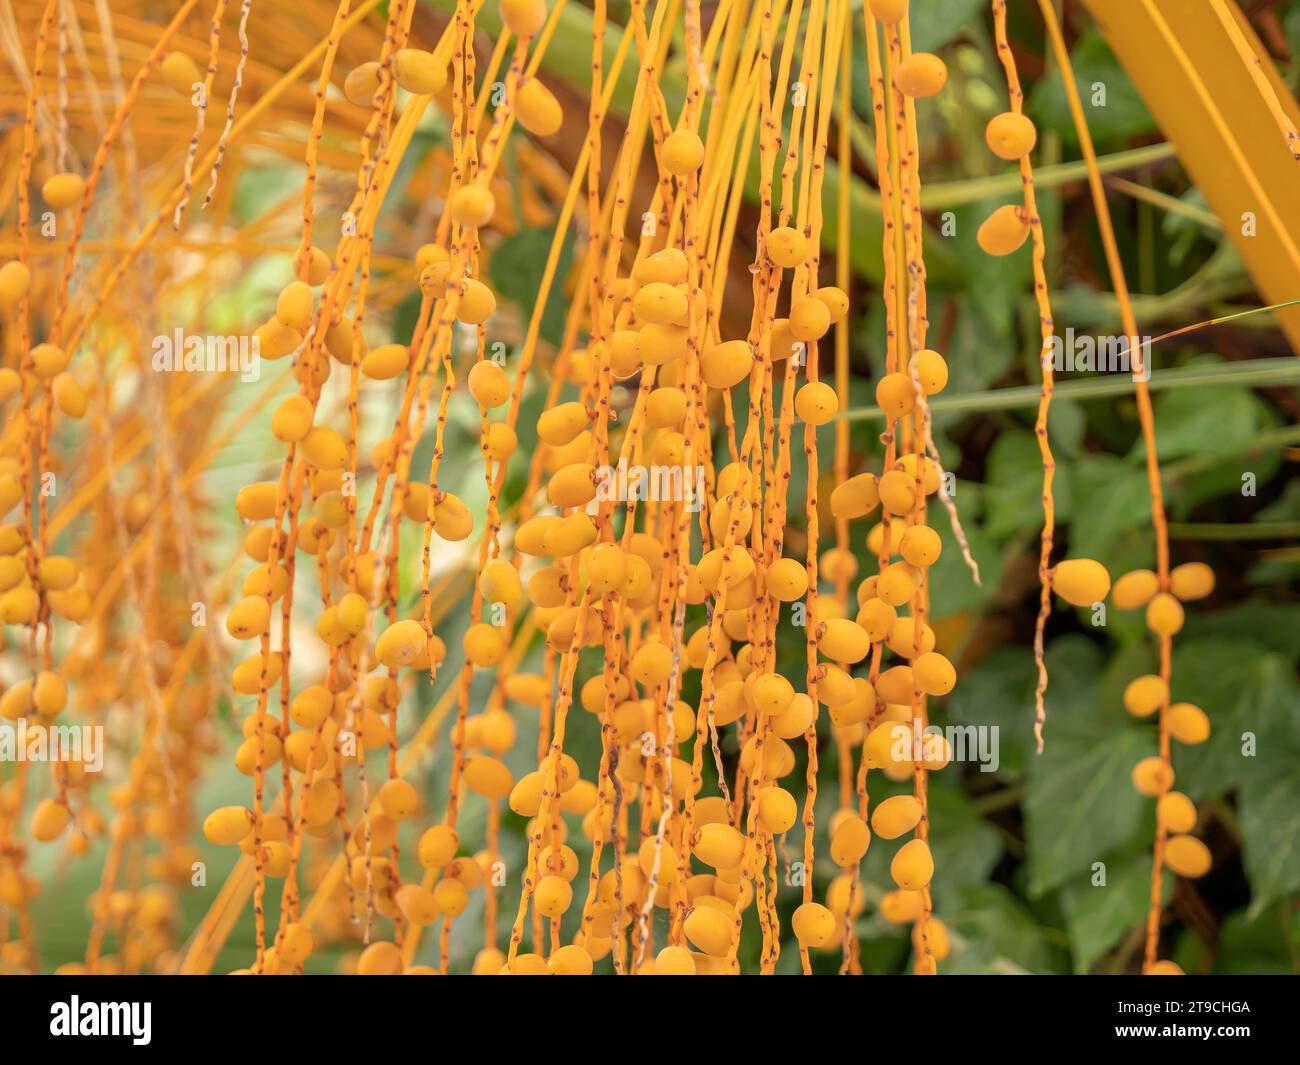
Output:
[985, 111, 1038, 160]
[893, 53, 947, 98]
[977, 204, 1031, 256]
[1146, 593, 1185, 636]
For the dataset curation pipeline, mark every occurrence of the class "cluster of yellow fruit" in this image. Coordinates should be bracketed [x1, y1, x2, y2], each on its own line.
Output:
[1, 0, 1225, 978]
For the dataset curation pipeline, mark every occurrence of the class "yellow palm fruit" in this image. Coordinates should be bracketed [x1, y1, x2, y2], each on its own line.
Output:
[926, 917, 951, 962]
[433, 877, 470, 918]
[0, 260, 33, 307]
[633, 248, 687, 287]
[899, 525, 942, 568]
[479, 558, 522, 605]
[868, 0, 908, 23]
[751, 672, 795, 717]
[1123, 674, 1168, 718]
[890, 838, 935, 890]
[876, 561, 920, 607]
[789, 296, 831, 342]
[0, 367, 19, 402]
[279, 922, 314, 966]
[661, 127, 705, 175]
[645, 386, 687, 428]
[332, 587, 369, 637]
[432, 492, 474, 541]
[829, 814, 871, 866]
[985, 111, 1038, 160]
[51, 373, 86, 419]
[756, 785, 798, 833]
[535, 875, 573, 917]
[378, 778, 419, 820]
[464, 622, 507, 667]
[375, 619, 428, 669]
[500, 0, 548, 36]
[0, 555, 24, 591]
[31, 342, 69, 379]
[394, 48, 446, 94]
[547, 462, 597, 508]
[456, 278, 496, 324]
[894, 52, 947, 97]
[766, 226, 807, 268]
[275, 280, 313, 329]
[880, 888, 925, 924]
[791, 902, 837, 948]
[418, 824, 459, 869]
[629, 641, 673, 687]
[234, 732, 283, 774]
[0, 586, 39, 624]
[1146, 960, 1185, 975]
[301, 426, 346, 470]
[537, 401, 588, 446]
[255, 318, 302, 359]
[31, 798, 70, 843]
[700, 339, 753, 389]
[1167, 702, 1210, 745]
[484, 421, 517, 460]
[913, 348, 949, 395]
[634, 281, 688, 326]
[465, 755, 513, 798]
[878, 469, 919, 516]
[42, 172, 86, 209]
[1165, 835, 1212, 879]
[1132, 756, 1174, 796]
[226, 595, 270, 639]
[770, 692, 816, 739]
[1111, 568, 1159, 610]
[1051, 558, 1111, 606]
[31, 671, 65, 717]
[37, 555, 78, 591]
[1157, 791, 1197, 833]
[361, 342, 409, 381]
[467, 360, 510, 409]
[864, 719, 911, 770]
[654, 945, 695, 975]
[203, 806, 253, 846]
[585, 542, 627, 594]
[357, 941, 402, 976]
[794, 381, 838, 425]
[448, 184, 495, 227]
[829, 473, 880, 520]
[289, 685, 332, 729]
[542, 511, 597, 557]
[516, 78, 563, 136]
[977, 204, 1031, 256]
[1146, 592, 1185, 636]
[1, 680, 32, 721]
[1169, 562, 1214, 601]
[767, 557, 808, 602]
[871, 795, 923, 840]
[693, 823, 746, 869]
[875, 371, 916, 418]
[548, 944, 594, 975]
[683, 905, 732, 957]
[46, 586, 90, 622]
[815, 285, 849, 322]
[344, 61, 381, 106]
[818, 617, 870, 663]
[271, 394, 313, 442]
[913, 652, 957, 696]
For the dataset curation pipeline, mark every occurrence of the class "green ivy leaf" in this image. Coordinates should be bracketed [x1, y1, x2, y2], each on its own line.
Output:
[1025, 725, 1150, 898]
[1028, 29, 1156, 146]
[1060, 852, 1170, 974]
